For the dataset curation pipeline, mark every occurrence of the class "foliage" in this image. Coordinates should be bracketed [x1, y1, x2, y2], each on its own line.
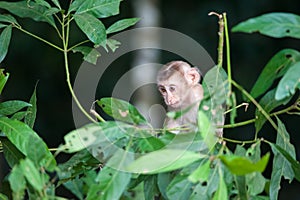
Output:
[0, 2, 299, 200]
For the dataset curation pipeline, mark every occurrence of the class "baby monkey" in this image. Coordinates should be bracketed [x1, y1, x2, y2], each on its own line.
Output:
[157, 61, 204, 133]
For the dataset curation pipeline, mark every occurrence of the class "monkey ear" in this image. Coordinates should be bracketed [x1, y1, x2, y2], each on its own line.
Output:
[186, 68, 201, 85]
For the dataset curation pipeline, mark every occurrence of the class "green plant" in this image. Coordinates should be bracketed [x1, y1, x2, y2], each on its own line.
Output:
[0, 1, 299, 200]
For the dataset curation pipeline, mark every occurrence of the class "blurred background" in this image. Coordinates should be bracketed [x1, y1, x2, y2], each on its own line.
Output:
[1, 0, 300, 199]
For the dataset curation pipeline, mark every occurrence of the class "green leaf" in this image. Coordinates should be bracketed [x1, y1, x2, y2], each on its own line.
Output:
[137, 137, 165, 153]
[219, 153, 270, 175]
[61, 177, 84, 200]
[0, 14, 18, 24]
[0, 117, 56, 171]
[25, 83, 38, 128]
[198, 111, 218, 150]
[93, 166, 131, 200]
[34, 0, 51, 8]
[250, 49, 300, 99]
[0, 100, 31, 116]
[235, 175, 248, 200]
[0, 25, 12, 63]
[188, 160, 210, 183]
[212, 173, 228, 200]
[270, 144, 300, 182]
[106, 38, 121, 52]
[8, 164, 26, 200]
[200, 66, 227, 137]
[74, 13, 106, 47]
[157, 173, 172, 199]
[246, 172, 266, 196]
[269, 118, 298, 199]
[98, 97, 147, 125]
[11, 111, 27, 120]
[63, 124, 99, 153]
[0, 1, 56, 28]
[232, 12, 300, 39]
[106, 18, 140, 34]
[72, 46, 100, 65]
[0, 194, 8, 200]
[275, 61, 300, 100]
[255, 89, 292, 132]
[167, 174, 193, 200]
[20, 158, 45, 191]
[127, 149, 204, 174]
[0, 69, 9, 95]
[2, 138, 25, 168]
[70, 0, 121, 18]
[51, 0, 61, 9]
[144, 175, 159, 200]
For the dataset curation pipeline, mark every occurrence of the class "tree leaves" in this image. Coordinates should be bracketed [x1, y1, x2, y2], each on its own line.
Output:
[106, 18, 140, 34]
[74, 13, 107, 47]
[275, 61, 300, 100]
[0, 117, 56, 171]
[98, 97, 147, 125]
[232, 12, 300, 39]
[0, 100, 31, 116]
[0, 25, 12, 63]
[250, 49, 300, 99]
[72, 46, 101, 65]
[219, 153, 270, 175]
[0, 1, 56, 28]
[70, 0, 121, 18]
[127, 149, 205, 174]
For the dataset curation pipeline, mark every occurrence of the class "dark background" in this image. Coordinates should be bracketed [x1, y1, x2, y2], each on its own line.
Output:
[1, 0, 300, 199]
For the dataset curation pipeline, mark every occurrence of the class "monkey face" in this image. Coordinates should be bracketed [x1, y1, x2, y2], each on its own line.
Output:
[158, 84, 181, 108]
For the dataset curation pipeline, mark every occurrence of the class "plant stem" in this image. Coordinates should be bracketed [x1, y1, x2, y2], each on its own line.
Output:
[223, 13, 233, 95]
[222, 137, 256, 144]
[220, 118, 257, 129]
[15, 25, 64, 52]
[231, 80, 278, 133]
[208, 12, 224, 68]
[62, 15, 97, 123]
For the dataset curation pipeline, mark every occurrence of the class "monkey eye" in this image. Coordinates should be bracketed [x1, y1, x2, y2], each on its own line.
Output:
[159, 87, 167, 94]
[169, 86, 176, 92]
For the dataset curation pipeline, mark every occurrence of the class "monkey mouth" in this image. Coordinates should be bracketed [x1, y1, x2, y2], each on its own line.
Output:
[168, 101, 180, 107]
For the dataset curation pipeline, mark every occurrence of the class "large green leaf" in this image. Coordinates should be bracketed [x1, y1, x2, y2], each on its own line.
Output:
[74, 13, 106, 47]
[91, 166, 131, 200]
[269, 118, 298, 200]
[20, 158, 46, 191]
[72, 46, 100, 65]
[0, 117, 56, 171]
[198, 111, 218, 150]
[188, 159, 210, 183]
[2, 137, 25, 168]
[219, 153, 270, 175]
[0, 69, 9, 95]
[200, 66, 228, 137]
[8, 164, 26, 200]
[127, 149, 205, 174]
[255, 89, 292, 132]
[98, 97, 147, 125]
[0, 25, 12, 63]
[166, 174, 193, 200]
[232, 13, 300, 39]
[270, 143, 300, 182]
[0, 1, 56, 28]
[70, 0, 121, 18]
[275, 61, 300, 100]
[0, 100, 31, 116]
[250, 49, 300, 99]
[106, 18, 140, 34]
[0, 14, 18, 24]
[212, 173, 228, 200]
[24, 84, 38, 128]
